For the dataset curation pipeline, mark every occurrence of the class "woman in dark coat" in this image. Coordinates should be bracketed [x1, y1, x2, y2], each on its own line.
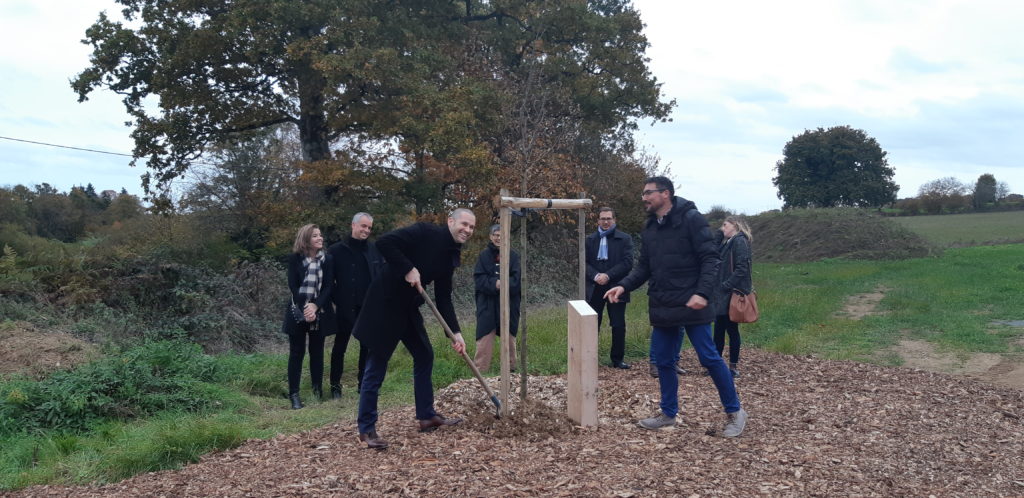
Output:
[472, 224, 521, 372]
[283, 224, 337, 409]
[713, 216, 753, 377]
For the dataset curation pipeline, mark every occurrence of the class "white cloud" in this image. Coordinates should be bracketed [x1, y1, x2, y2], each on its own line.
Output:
[631, 0, 1024, 212]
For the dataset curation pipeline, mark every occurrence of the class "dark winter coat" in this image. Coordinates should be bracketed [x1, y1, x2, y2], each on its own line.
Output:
[584, 227, 633, 302]
[327, 237, 384, 334]
[352, 222, 463, 351]
[473, 243, 521, 340]
[617, 196, 721, 327]
[282, 252, 338, 336]
[714, 233, 753, 317]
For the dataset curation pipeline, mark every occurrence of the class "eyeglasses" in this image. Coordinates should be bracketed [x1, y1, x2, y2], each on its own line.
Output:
[641, 188, 666, 197]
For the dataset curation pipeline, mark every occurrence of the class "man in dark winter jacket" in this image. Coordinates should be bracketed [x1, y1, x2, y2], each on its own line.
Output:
[605, 176, 748, 437]
[327, 212, 384, 399]
[585, 207, 633, 369]
[353, 209, 474, 449]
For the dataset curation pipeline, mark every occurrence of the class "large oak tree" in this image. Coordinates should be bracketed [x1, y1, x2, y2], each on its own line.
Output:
[74, 0, 672, 211]
[772, 125, 898, 208]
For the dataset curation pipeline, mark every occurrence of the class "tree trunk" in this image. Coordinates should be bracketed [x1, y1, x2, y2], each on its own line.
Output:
[295, 60, 331, 162]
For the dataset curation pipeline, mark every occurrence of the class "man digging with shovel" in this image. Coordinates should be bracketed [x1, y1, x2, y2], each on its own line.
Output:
[353, 208, 476, 449]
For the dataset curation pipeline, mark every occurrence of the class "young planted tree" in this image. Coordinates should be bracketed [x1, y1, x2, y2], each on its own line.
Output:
[773, 126, 898, 208]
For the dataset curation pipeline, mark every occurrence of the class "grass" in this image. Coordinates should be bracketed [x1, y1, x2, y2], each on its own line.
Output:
[3, 243, 1024, 489]
[892, 211, 1024, 247]
[741, 244, 1024, 363]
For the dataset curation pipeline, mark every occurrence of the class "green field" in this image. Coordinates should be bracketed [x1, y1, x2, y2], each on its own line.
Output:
[893, 211, 1024, 247]
[4, 242, 1024, 489]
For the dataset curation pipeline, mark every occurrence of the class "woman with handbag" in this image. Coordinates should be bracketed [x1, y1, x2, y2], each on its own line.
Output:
[714, 216, 753, 378]
[283, 224, 337, 409]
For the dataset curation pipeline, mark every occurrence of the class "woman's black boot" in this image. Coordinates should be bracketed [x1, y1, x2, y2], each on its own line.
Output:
[312, 385, 323, 400]
[330, 384, 342, 400]
[289, 393, 303, 410]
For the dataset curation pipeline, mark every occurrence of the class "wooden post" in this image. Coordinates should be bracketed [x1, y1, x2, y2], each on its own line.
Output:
[518, 211, 529, 401]
[567, 300, 598, 427]
[495, 196, 592, 210]
[578, 193, 586, 300]
[499, 197, 512, 418]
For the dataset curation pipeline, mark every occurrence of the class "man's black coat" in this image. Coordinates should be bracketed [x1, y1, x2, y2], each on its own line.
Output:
[618, 196, 721, 327]
[352, 223, 463, 351]
[584, 227, 634, 303]
[327, 237, 384, 334]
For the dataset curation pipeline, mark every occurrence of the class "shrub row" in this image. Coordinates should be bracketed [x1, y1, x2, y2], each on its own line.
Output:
[0, 340, 226, 435]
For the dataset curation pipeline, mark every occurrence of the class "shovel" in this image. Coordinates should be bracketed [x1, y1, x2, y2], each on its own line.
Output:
[416, 283, 502, 418]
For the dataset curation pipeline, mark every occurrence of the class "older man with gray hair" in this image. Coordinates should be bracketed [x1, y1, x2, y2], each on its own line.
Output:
[327, 212, 383, 399]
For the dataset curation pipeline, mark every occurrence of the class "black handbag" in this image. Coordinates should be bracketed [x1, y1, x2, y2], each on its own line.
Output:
[287, 299, 305, 324]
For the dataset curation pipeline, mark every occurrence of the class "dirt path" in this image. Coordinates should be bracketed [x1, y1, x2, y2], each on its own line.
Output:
[16, 349, 1024, 497]
[839, 287, 1024, 389]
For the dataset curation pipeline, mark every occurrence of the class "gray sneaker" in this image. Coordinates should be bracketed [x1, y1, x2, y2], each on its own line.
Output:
[722, 408, 748, 437]
[638, 413, 677, 430]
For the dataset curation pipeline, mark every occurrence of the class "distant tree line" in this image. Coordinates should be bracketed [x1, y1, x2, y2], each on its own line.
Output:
[894, 174, 1019, 215]
[0, 183, 143, 242]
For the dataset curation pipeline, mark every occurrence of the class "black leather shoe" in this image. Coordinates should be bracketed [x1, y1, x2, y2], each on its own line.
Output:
[359, 431, 388, 449]
[311, 386, 323, 400]
[289, 393, 303, 410]
[418, 415, 463, 433]
[649, 362, 658, 378]
[612, 361, 631, 369]
[330, 385, 342, 400]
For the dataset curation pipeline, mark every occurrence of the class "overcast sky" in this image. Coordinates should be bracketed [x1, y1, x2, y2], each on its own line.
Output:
[2, 0, 1022, 214]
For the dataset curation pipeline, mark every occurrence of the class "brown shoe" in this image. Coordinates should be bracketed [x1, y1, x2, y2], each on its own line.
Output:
[359, 431, 388, 449]
[418, 415, 463, 433]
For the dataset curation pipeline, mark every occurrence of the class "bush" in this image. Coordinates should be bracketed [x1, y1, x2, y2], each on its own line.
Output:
[0, 340, 226, 435]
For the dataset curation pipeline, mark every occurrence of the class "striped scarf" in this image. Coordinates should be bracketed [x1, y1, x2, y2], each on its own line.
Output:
[299, 250, 324, 304]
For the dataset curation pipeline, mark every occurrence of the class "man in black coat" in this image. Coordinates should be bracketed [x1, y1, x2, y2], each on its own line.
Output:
[585, 207, 633, 369]
[326, 212, 384, 399]
[353, 208, 475, 449]
[605, 176, 748, 437]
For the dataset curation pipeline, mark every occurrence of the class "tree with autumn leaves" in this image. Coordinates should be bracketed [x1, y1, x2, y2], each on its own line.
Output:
[74, 0, 673, 223]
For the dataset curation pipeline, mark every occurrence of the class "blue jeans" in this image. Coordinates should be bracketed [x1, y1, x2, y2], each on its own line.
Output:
[650, 333, 684, 364]
[650, 324, 740, 417]
[357, 328, 438, 434]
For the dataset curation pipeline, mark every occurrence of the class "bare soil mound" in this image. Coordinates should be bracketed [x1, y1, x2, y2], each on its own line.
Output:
[0, 322, 98, 379]
[749, 208, 937, 263]
[17, 349, 1024, 497]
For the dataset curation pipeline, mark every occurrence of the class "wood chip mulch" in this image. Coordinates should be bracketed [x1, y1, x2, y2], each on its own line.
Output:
[15, 349, 1024, 497]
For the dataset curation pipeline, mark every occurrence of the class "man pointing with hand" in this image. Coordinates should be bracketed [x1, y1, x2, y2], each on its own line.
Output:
[605, 176, 748, 437]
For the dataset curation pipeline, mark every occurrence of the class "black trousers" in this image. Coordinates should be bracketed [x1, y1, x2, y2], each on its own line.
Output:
[287, 322, 325, 394]
[331, 307, 368, 391]
[357, 320, 437, 434]
[588, 283, 627, 364]
[713, 314, 741, 365]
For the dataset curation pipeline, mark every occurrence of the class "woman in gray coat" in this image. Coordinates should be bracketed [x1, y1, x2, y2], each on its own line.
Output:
[714, 216, 753, 377]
